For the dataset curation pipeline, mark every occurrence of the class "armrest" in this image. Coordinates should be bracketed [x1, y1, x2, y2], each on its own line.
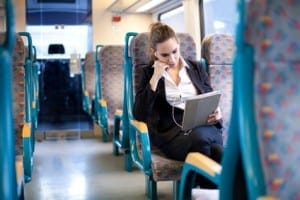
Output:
[82, 90, 91, 113]
[130, 120, 152, 175]
[83, 90, 89, 97]
[185, 152, 221, 184]
[22, 122, 31, 138]
[22, 122, 33, 182]
[114, 109, 123, 118]
[257, 197, 278, 200]
[131, 120, 148, 133]
[99, 98, 107, 107]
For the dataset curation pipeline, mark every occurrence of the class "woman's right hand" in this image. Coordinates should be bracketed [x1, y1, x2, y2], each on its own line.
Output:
[150, 60, 169, 91]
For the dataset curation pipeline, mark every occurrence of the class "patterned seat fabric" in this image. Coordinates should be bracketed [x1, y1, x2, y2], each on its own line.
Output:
[99, 45, 124, 133]
[130, 32, 196, 180]
[13, 34, 26, 155]
[84, 51, 96, 111]
[201, 34, 235, 144]
[245, 1, 300, 198]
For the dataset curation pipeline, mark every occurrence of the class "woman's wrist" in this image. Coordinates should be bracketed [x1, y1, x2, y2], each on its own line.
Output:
[149, 75, 160, 91]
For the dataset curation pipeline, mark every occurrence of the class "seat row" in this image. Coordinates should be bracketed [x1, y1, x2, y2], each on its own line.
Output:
[0, 1, 39, 199]
[182, 0, 300, 199]
[80, 31, 234, 199]
[80, 0, 300, 198]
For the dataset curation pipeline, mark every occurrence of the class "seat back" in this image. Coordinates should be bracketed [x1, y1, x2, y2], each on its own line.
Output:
[130, 32, 197, 106]
[13, 34, 26, 155]
[0, 0, 21, 197]
[236, 0, 300, 199]
[83, 51, 96, 114]
[127, 32, 197, 198]
[99, 45, 124, 132]
[201, 33, 235, 143]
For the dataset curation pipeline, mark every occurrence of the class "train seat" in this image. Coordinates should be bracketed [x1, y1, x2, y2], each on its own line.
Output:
[237, 0, 300, 199]
[2, 32, 27, 198]
[96, 45, 124, 143]
[127, 32, 197, 200]
[179, 33, 235, 200]
[13, 34, 26, 156]
[82, 51, 96, 115]
[201, 33, 235, 144]
[179, 34, 247, 199]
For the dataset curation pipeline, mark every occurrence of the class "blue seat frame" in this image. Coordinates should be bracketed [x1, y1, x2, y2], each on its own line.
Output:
[18, 32, 36, 183]
[0, 0, 25, 198]
[179, 6, 247, 200]
[112, 33, 137, 172]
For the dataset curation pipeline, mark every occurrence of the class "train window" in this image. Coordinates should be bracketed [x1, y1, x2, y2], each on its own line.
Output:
[26, 25, 92, 59]
[159, 6, 185, 32]
[202, 0, 238, 36]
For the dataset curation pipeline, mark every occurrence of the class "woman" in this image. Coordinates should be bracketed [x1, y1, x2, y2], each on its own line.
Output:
[133, 22, 223, 163]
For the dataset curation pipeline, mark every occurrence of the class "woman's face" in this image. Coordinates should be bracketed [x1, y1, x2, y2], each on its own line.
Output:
[154, 38, 180, 68]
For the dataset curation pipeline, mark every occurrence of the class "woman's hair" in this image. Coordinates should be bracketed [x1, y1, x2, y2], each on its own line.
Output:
[148, 22, 178, 61]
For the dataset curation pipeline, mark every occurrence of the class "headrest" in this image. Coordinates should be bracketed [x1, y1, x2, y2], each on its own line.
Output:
[245, 0, 300, 62]
[201, 34, 234, 65]
[99, 45, 124, 66]
[130, 32, 196, 68]
[85, 51, 95, 65]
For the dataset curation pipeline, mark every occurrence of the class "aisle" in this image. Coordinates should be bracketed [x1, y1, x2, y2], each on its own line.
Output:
[24, 138, 173, 200]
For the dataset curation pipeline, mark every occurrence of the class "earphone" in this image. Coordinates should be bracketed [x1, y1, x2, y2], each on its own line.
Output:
[171, 96, 193, 135]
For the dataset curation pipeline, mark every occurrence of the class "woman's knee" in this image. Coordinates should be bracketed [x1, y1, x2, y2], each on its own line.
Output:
[189, 126, 222, 155]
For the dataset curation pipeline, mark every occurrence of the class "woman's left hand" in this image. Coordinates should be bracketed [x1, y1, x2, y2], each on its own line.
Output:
[207, 107, 222, 124]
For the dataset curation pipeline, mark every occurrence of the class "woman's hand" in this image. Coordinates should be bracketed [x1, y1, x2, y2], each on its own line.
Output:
[207, 107, 222, 124]
[150, 60, 169, 91]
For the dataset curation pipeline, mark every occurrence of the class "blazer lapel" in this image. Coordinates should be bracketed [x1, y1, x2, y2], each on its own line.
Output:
[186, 65, 205, 94]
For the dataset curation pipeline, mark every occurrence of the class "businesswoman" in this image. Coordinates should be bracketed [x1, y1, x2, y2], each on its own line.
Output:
[133, 22, 223, 163]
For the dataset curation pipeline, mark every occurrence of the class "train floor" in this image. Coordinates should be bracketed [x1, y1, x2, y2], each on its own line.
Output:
[24, 127, 174, 200]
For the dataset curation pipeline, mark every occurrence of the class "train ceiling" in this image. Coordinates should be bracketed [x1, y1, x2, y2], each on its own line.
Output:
[26, 0, 181, 25]
[26, 0, 92, 25]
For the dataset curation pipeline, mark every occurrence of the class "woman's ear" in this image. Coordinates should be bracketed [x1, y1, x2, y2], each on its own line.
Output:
[150, 48, 158, 60]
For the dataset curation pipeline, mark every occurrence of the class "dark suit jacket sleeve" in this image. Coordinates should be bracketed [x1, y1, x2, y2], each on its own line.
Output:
[133, 66, 157, 122]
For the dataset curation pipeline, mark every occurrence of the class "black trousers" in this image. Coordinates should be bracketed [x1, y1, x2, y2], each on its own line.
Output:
[162, 125, 223, 162]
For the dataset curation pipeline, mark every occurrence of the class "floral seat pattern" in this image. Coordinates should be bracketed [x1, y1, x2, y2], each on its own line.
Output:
[83, 51, 96, 112]
[99, 45, 124, 133]
[130, 32, 196, 180]
[201, 34, 235, 144]
[13, 34, 26, 155]
[245, 0, 300, 198]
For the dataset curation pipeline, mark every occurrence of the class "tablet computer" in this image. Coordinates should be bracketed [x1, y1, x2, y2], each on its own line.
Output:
[181, 90, 221, 131]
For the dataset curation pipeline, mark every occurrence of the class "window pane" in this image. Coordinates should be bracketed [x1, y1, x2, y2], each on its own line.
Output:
[203, 0, 238, 36]
[26, 25, 92, 59]
[160, 6, 185, 32]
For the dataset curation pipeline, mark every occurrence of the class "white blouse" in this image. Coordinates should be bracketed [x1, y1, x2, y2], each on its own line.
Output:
[163, 60, 197, 110]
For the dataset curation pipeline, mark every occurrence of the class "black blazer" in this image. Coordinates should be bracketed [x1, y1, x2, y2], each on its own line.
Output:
[133, 59, 220, 146]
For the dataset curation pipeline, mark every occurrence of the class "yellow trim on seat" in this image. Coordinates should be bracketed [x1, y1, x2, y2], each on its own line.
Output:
[32, 101, 36, 109]
[185, 152, 221, 177]
[84, 90, 89, 96]
[22, 123, 31, 138]
[115, 109, 123, 116]
[258, 196, 278, 200]
[99, 99, 107, 106]
[131, 120, 148, 133]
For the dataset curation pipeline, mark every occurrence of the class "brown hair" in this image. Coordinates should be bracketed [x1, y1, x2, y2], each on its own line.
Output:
[148, 22, 178, 60]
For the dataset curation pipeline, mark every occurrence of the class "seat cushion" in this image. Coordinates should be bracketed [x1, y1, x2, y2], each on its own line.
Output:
[151, 150, 183, 181]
